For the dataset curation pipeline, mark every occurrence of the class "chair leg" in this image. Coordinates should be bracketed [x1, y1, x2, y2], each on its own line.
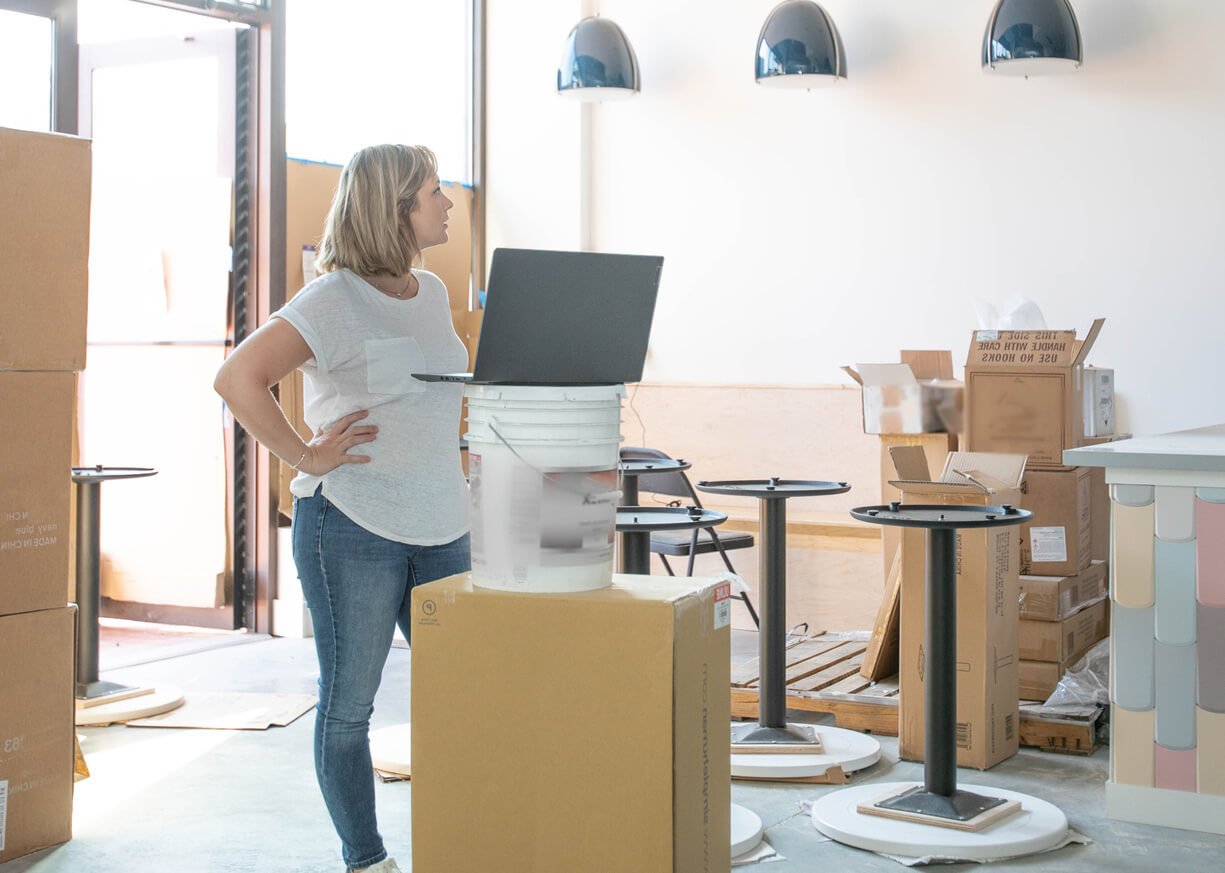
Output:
[685, 530, 699, 576]
[738, 593, 761, 629]
[659, 554, 675, 577]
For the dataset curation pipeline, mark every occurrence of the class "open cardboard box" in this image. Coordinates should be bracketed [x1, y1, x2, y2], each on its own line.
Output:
[891, 447, 1026, 770]
[843, 350, 963, 436]
[964, 319, 1105, 467]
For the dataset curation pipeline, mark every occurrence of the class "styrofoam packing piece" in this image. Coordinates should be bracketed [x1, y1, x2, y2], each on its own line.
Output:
[1155, 539, 1197, 646]
[1111, 605, 1155, 712]
[1155, 485, 1196, 542]
[809, 781, 1071, 863]
[1112, 484, 1155, 506]
[1197, 604, 1225, 713]
[1154, 641, 1197, 750]
[730, 725, 881, 779]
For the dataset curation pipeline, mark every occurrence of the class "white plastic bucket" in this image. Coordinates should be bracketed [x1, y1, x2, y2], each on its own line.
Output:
[465, 384, 625, 593]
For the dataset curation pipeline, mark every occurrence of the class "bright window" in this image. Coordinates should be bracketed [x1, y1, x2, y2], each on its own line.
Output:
[286, 1, 469, 180]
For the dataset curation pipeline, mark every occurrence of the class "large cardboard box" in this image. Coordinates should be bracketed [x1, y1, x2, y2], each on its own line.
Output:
[1019, 466, 1093, 577]
[1, 372, 74, 616]
[893, 450, 1025, 769]
[1019, 597, 1109, 662]
[0, 607, 75, 864]
[964, 319, 1105, 467]
[411, 573, 731, 873]
[1019, 560, 1108, 621]
[0, 127, 90, 372]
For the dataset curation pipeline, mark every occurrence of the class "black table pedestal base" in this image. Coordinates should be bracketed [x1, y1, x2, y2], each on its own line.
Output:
[873, 785, 1008, 822]
[76, 678, 141, 701]
[731, 722, 819, 746]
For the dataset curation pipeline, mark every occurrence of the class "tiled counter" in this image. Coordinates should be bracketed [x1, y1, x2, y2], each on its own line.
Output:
[1066, 426, 1225, 834]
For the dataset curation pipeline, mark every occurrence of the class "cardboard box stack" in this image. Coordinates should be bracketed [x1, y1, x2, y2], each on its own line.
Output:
[411, 573, 731, 873]
[844, 350, 962, 681]
[0, 126, 89, 862]
[889, 448, 1026, 769]
[963, 320, 1114, 702]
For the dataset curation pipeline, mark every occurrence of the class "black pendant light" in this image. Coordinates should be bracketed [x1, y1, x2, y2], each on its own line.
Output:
[557, 16, 640, 101]
[755, 0, 847, 88]
[983, 0, 1083, 76]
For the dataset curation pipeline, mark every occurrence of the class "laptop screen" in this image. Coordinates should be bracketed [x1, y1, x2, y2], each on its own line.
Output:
[471, 248, 664, 385]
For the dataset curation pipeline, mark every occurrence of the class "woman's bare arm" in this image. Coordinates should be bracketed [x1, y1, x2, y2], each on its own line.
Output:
[213, 318, 377, 475]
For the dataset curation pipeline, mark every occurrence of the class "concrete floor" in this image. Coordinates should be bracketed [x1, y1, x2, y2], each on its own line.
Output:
[5, 631, 1225, 873]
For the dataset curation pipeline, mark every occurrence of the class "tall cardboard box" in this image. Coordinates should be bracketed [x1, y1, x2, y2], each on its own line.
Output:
[1019, 467, 1093, 577]
[0, 127, 91, 372]
[892, 450, 1026, 769]
[964, 319, 1104, 467]
[411, 573, 731, 873]
[0, 607, 75, 864]
[1, 372, 75, 616]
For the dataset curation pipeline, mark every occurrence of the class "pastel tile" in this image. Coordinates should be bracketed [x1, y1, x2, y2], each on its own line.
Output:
[1199, 708, 1225, 796]
[1197, 499, 1225, 607]
[1155, 486, 1196, 542]
[1112, 604, 1155, 711]
[1199, 604, 1225, 713]
[1112, 484, 1155, 506]
[1155, 641, 1197, 750]
[1155, 539, 1197, 645]
[1197, 488, 1225, 504]
[1112, 501, 1156, 608]
[1112, 706, 1155, 787]
[1154, 743, 1198, 793]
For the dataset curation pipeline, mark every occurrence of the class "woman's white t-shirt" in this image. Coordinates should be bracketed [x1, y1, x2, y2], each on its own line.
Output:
[272, 268, 470, 545]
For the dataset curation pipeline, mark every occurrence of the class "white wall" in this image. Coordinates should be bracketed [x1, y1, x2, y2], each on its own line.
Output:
[489, 1, 1225, 437]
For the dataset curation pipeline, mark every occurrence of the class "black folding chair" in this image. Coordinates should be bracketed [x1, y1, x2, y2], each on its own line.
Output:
[621, 446, 760, 628]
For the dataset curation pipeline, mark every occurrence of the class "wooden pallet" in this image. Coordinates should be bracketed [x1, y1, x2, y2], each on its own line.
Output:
[731, 634, 1104, 754]
[731, 634, 901, 735]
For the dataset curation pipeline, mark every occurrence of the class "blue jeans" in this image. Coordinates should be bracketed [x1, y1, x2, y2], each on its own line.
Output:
[292, 487, 471, 870]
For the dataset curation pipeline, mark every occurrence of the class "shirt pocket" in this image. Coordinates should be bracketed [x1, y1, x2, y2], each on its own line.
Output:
[365, 337, 427, 396]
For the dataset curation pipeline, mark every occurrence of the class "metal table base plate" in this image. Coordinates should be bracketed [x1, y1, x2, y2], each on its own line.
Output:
[874, 785, 1008, 822]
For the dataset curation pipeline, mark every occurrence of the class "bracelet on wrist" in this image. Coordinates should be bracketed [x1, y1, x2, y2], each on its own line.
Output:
[290, 450, 307, 471]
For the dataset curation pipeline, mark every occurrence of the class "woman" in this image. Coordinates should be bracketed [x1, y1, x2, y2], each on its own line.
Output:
[214, 144, 469, 873]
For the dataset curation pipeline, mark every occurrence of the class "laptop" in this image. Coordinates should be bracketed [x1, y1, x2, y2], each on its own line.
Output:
[413, 247, 664, 385]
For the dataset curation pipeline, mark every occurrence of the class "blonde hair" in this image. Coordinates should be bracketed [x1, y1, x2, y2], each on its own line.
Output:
[316, 143, 438, 276]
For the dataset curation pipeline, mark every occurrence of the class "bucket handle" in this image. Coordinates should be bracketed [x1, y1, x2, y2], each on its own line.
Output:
[487, 417, 622, 499]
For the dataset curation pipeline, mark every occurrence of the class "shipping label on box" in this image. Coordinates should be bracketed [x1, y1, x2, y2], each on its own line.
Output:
[1019, 466, 1093, 577]
[964, 320, 1105, 467]
[410, 573, 730, 873]
[1, 372, 75, 617]
[0, 607, 75, 864]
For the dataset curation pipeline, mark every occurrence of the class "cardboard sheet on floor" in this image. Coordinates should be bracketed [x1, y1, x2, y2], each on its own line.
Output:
[125, 692, 316, 730]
